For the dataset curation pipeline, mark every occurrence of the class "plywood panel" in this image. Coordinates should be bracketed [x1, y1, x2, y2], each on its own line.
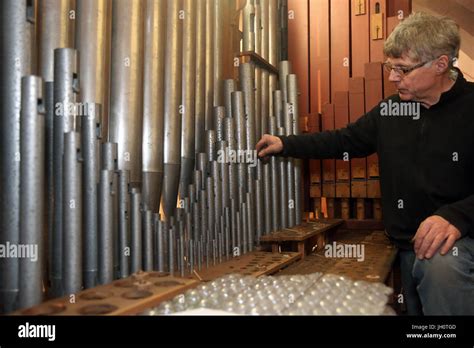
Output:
[351, 0, 371, 77]
[288, 0, 310, 115]
[369, 0, 387, 63]
[310, 0, 330, 113]
[330, 0, 351, 101]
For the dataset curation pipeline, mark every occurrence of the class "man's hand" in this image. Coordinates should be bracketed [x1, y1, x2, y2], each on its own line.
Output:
[413, 215, 461, 260]
[256, 134, 283, 160]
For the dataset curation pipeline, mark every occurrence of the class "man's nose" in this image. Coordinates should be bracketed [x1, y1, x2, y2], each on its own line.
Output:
[388, 69, 401, 83]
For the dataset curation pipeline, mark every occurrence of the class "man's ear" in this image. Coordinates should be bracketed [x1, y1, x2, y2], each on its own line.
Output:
[435, 55, 450, 75]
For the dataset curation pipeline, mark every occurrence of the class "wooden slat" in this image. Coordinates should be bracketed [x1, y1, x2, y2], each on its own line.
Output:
[14, 272, 199, 316]
[369, 0, 387, 63]
[387, 0, 411, 18]
[288, 0, 310, 116]
[192, 251, 301, 281]
[330, 0, 351, 101]
[351, 0, 370, 77]
[260, 219, 344, 242]
[309, 0, 330, 114]
[334, 91, 351, 198]
[321, 103, 336, 198]
[277, 230, 398, 283]
[349, 77, 368, 198]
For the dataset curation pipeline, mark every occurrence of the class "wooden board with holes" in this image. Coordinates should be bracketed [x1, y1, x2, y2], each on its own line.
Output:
[192, 251, 301, 281]
[277, 230, 398, 283]
[13, 272, 199, 316]
[260, 219, 344, 242]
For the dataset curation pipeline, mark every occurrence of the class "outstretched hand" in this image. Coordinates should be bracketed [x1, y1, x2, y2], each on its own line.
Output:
[256, 134, 283, 160]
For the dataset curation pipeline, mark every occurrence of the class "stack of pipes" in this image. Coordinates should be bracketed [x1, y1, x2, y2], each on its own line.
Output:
[0, 0, 301, 314]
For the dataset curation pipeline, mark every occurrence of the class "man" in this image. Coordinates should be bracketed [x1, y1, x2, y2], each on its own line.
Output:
[256, 12, 474, 315]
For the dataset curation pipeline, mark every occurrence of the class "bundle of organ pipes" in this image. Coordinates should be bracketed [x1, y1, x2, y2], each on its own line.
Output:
[0, 0, 297, 314]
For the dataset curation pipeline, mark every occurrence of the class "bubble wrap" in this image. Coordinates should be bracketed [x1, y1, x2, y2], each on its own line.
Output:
[142, 273, 394, 316]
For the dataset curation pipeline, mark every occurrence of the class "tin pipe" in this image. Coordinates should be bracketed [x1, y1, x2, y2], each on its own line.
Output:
[239, 63, 256, 151]
[19, 76, 45, 309]
[214, 107, 226, 142]
[98, 170, 115, 284]
[179, 0, 196, 200]
[117, 170, 131, 278]
[207, 177, 216, 241]
[143, 210, 154, 272]
[101, 142, 118, 170]
[109, 0, 144, 184]
[157, 219, 165, 272]
[38, 0, 74, 82]
[142, 0, 166, 212]
[269, 117, 280, 231]
[51, 48, 79, 298]
[204, 0, 215, 131]
[206, 130, 216, 162]
[278, 127, 288, 228]
[76, 0, 111, 140]
[169, 221, 176, 275]
[194, 0, 206, 154]
[223, 80, 236, 119]
[130, 188, 143, 273]
[82, 103, 102, 288]
[242, 0, 255, 52]
[63, 132, 83, 295]
[161, 0, 183, 219]
[242, 202, 248, 254]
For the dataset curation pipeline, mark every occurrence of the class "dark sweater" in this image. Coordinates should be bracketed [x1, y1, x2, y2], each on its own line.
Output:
[278, 71, 474, 250]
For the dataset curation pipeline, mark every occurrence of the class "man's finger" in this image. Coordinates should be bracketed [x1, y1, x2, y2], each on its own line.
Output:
[256, 136, 269, 153]
[258, 144, 278, 158]
[414, 220, 432, 252]
[417, 225, 437, 259]
[424, 234, 446, 259]
[440, 233, 457, 255]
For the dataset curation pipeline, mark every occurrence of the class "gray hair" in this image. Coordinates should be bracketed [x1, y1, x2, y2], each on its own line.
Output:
[384, 12, 460, 78]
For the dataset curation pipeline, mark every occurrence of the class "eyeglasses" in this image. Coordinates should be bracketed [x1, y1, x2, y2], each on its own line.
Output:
[383, 60, 432, 78]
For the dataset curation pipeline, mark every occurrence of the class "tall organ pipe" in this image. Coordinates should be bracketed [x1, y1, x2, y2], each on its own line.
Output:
[109, 0, 144, 185]
[142, 0, 166, 212]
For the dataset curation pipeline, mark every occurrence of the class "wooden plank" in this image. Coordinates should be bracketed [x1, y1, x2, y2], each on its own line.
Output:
[309, 0, 330, 114]
[341, 218, 385, 230]
[321, 103, 336, 198]
[387, 0, 411, 18]
[288, 0, 310, 115]
[334, 91, 351, 198]
[192, 251, 301, 281]
[369, 0, 387, 63]
[277, 230, 398, 283]
[14, 272, 199, 316]
[349, 77, 368, 197]
[330, 0, 351, 101]
[351, 0, 370, 77]
[260, 219, 344, 242]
